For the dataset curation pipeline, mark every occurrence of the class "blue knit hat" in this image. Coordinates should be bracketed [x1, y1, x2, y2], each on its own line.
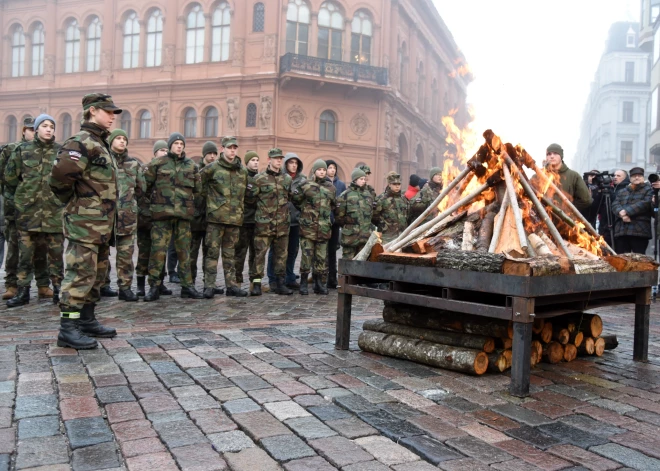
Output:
[34, 113, 55, 131]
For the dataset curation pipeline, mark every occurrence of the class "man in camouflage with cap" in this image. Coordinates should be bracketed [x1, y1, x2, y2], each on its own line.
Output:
[49, 93, 123, 349]
[200, 136, 248, 298]
[372, 171, 409, 243]
[409, 166, 443, 223]
[234, 150, 260, 294]
[143, 132, 204, 301]
[335, 168, 374, 259]
[359, 164, 378, 201]
[247, 148, 293, 296]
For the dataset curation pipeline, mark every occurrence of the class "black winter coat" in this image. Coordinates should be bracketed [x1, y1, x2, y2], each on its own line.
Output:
[611, 182, 653, 239]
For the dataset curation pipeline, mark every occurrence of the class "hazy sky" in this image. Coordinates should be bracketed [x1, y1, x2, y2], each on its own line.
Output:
[434, 0, 640, 169]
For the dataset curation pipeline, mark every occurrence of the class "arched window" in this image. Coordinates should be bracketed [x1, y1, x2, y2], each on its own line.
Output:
[6, 116, 17, 143]
[32, 23, 45, 76]
[138, 110, 151, 138]
[86, 17, 101, 72]
[253, 3, 265, 32]
[417, 62, 424, 111]
[183, 108, 197, 137]
[318, 2, 343, 61]
[211, 2, 231, 62]
[123, 12, 140, 69]
[61, 113, 72, 140]
[65, 19, 80, 73]
[11, 25, 25, 77]
[204, 107, 218, 137]
[319, 110, 336, 141]
[351, 10, 372, 65]
[246, 103, 257, 127]
[399, 42, 407, 93]
[146, 10, 163, 67]
[286, 0, 310, 55]
[120, 111, 132, 138]
[186, 4, 205, 64]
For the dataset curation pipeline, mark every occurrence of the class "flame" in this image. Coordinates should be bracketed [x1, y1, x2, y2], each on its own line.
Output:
[448, 60, 472, 79]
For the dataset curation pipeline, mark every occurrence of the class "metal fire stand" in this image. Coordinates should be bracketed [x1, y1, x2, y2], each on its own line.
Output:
[335, 259, 657, 397]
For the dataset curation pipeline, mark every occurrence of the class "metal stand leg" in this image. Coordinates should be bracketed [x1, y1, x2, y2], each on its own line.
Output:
[335, 275, 352, 350]
[634, 287, 651, 362]
[510, 321, 533, 397]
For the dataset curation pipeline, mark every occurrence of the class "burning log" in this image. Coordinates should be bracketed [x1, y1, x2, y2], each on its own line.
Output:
[552, 328, 570, 345]
[567, 243, 599, 261]
[601, 334, 618, 350]
[573, 259, 616, 274]
[461, 221, 475, 251]
[604, 253, 660, 272]
[542, 341, 564, 364]
[423, 220, 465, 252]
[435, 250, 504, 273]
[362, 320, 496, 353]
[487, 351, 509, 373]
[488, 190, 510, 253]
[528, 234, 553, 256]
[369, 243, 384, 262]
[542, 195, 579, 229]
[355, 231, 382, 261]
[563, 344, 577, 362]
[405, 238, 431, 254]
[476, 206, 497, 252]
[502, 255, 564, 276]
[377, 252, 437, 267]
[357, 331, 489, 375]
[494, 206, 526, 258]
[578, 337, 595, 355]
[502, 163, 529, 255]
[540, 233, 562, 256]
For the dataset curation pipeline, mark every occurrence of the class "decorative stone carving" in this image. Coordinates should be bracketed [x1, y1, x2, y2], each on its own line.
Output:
[158, 102, 168, 133]
[163, 45, 175, 71]
[227, 98, 238, 132]
[350, 113, 370, 136]
[384, 106, 392, 148]
[100, 51, 112, 77]
[259, 96, 272, 130]
[393, 121, 402, 153]
[232, 39, 245, 66]
[44, 54, 55, 81]
[264, 35, 276, 63]
[286, 105, 307, 129]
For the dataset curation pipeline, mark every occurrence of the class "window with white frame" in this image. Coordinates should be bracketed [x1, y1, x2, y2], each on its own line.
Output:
[317, 2, 343, 61]
[61, 113, 72, 140]
[6, 116, 17, 143]
[65, 19, 80, 73]
[319, 110, 337, 141]
[186, 4, 205, 64]
[120, 111, 132, 138]
[653, 87, 659, 131]
[146, 10, 163, 67]
[11, 25, 25, 77]
[351, 10, 372, 65]
[253, 3, 265, 32]
[212, 2, 231, 62]
[183, 108, 197, 137]
[654, 27, 660, 64]
[32, 23, 44, 76]
[204, 107, 218, 137]
[139, 110, 151, 138]
[86, 16, 101, 72]
[286, 0, 309, 55]
[123, 12, 140, 69]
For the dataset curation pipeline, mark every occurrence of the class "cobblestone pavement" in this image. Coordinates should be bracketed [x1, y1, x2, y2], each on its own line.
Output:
[1, 252, 660, 470]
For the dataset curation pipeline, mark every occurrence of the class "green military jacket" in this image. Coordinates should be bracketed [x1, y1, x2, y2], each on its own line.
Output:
[366, 184, 377, 201]
[409, 181, 442, 223]
[556, 162, 593, 211]
[243, 168, 258, 226]
[293, 176, 336, 241]
[191, 160, 207, 233]
[49, 122, 118, 247]
[248, 166, 292, 237]
[144, 151, 200, 221]
[137, 165, 152, 231]
[4, 137, 64, 233]
[372, 187, 409, 242]
[335, 183, 373, 248]
[201, 153, 247, 227]
[113, 150, 144, 236]
[0, 138, 27, 221]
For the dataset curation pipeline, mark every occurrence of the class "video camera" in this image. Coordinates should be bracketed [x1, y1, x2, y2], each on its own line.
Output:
[583, 170, 613, 189]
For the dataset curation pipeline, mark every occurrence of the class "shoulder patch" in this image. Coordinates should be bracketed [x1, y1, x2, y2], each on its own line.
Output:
[68, 151, 82, 160]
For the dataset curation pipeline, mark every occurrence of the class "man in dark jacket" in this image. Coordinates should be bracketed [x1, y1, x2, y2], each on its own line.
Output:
[596, 169, 629, 248]
[325, 159, 346, 289]
[235, 150, 260, 294]
[611, 167, 653, 254]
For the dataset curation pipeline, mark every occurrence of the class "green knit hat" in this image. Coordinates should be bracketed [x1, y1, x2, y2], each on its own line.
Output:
[109, 129, 128, 146]
[311, 159, 327, 175]
[244, 150, 259, 165]
[351, 168, 367, 182]
[429, 167, 442, 180]
[153, 140, 168, 155]
[202, 141, 218, 157]
[546, 143, 563, 160]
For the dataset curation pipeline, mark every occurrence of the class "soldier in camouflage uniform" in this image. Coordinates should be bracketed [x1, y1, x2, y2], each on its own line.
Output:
[49, 93, 122, 349]
[200, 136, 248, 298]
[292, 159, 336, 295]
[234, 150, 259, 294]
[143, 133, 204, 301]
[0, 117, 51, 300]
[335, 168, 374, 260]
[135, 141, 172, 297]
[372, 171, 408, 243]
[248, 148, 293, 296]
[5, 114, 65, 308]
[359, 165, 378, 201]
[409, 166, 443, 223]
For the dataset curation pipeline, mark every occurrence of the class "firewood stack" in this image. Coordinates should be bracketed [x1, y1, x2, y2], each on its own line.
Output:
[357, 302, 619, 375]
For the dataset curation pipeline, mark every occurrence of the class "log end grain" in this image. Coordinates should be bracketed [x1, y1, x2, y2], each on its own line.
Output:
[483, 338, 496, 353]
[540, 322, 553, 344]
[553, 328, 570, 345]
[487, 352, 508, 373]
[531, 340, 543, 362]
[474, 351, 488, 375]
[543, 341, 564, 364]
[532, 318, 546, 335]
[573, 332, 584, 348]
[563, 344, 577, 362]
[578, 336, 595, 355]
[594, 337, 606, 357]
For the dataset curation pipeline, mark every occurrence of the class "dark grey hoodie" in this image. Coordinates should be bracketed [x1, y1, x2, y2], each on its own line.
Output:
[284, 153, 305, 226]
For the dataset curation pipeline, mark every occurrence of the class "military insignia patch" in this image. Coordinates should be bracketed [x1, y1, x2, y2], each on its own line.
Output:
[68, 151, 82, 160]
[247, 184, 253, 190]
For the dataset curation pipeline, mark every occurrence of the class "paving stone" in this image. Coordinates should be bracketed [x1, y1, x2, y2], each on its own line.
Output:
[159, 373, 196, 388]
[285, 416, 337, 439]
[547, 444, 622, 471]
[445, 436, 513, 464]
[559, 414, 626, 437]
[65, 416, 113, 449]
[223, 398, 261, 415]
[440, 396, 483, 413]
[305, 435, 373, 467]
[210, 387, 248, 402]
[170, 385, 207, 398]
[495, 439, 574, 470]
[105, 402, 145, 424]
[120, 437, 167, 458]
[139, 394, 181, 414]
[0, 428, 14, 454]
[59, 381, 95, 398]
[96, 386, 135, 404]
[308, 404, 351, 421]
[490, 403, 554, 426]
[399, 435, 464, 464]
[72, 442, 121, 471]
[264, 401, 311, 421]
[125, 451, 179, 471]
[355, 435, 419, 466]
[436, 458, 491, 471]
[504, 425, 563, 450]
[391, 462, 441, 471]
[247, 387, 290, 404]
[146, 410, 188, 424]
[60, 396, 101, 420]
[283, 456, 335, 471]
[208, 430, 255, 453]
[342, 462, 391, 471]
[14, 394, 58, 419]
[189, 409, 237, 434]
[111, 419, 157, 442]
[178, 394, 220, 411]
[408, 414, 468, 441]
[0, 454, 8, 471]
[171, 443, 227, 471]
[231, 411, 290, 440]
[16, 379, 54, 397]
[546, 384, 599, 401]
[131, 382, 168, 399]
[92, 374, 127, 387]
[223, 447, 281, 471]
[230, 375, 272, 391]
[153, 419, 207, 448]
[15, 435, 69, 470]
[334, 394, 380, 414]
[370, 418, 425, 441]
[150, 362, 183, 375]
[261, 434, 316, 461]
[17, 416, 60, 439]
[538, 421, 609, 448]
[317, 387, 353, 399]
[326, 417, 377, 439]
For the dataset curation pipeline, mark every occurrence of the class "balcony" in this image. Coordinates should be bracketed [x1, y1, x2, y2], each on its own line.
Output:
[279, 53, 388, 87]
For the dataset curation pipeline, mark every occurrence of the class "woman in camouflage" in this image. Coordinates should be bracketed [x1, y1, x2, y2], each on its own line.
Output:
[335, 168, 373, 260]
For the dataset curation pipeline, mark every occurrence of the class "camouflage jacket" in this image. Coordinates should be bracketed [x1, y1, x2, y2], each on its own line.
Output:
[293, 176, 336, 241]
[0, 138, 27, 221]
[144, 151, 200, 221]
[201, 154, 247, 227]
[4, 137, 64, 233]
[247, 166, 292, 237]
[366, 184, 377, 201]
[137, 165, 152, 231]
[335, 183, 374, 248]
[113, 150, 145, 236]
[243, 168, 258, 226]
[409, 181, 442, 223]
[191, 160, 207, 232]
[372, 188, 409, 242]
[49, 122, 118, 246]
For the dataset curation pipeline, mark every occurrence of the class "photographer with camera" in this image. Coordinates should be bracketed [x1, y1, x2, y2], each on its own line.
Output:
[584, 169, 602, 228]
[594, 169, 629, 249]
[611, 167, 653, 254]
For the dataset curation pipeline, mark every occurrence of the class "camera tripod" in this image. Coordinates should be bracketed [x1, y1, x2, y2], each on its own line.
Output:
[595, 187, 616, 254]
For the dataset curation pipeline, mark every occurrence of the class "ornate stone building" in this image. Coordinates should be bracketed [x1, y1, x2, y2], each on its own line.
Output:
[0, 0, 470, 191]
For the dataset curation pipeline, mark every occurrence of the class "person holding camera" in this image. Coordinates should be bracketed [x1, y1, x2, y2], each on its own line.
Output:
[611, 167, 653, 254]
[595, 169, 629, 248]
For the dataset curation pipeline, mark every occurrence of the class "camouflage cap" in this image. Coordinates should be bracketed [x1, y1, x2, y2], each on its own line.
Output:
[221, 136, 238, 148]
[387, 171, 401, 184]
[22, 116, 35, 128]
[82, 93, 122, 114]
[359, 164, 372, 175]
[268, 148, 284, 159]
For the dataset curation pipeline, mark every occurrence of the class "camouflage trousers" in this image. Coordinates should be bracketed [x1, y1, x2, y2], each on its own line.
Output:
[254, 234, 288, 279]
[136, 228, 151, 277]
[300, 237, 328, 275]
[60, 242, 110, 310]
[148, 219, 193, 287]
[17, 231, 64, 288]
[234, 224, 257, 283]
[341, 243, 365, 261]
[190, 231, 207, 284]
[5, 221, 49, 288]
[204, 223, 240, 289]
[114, 234, 135, 289]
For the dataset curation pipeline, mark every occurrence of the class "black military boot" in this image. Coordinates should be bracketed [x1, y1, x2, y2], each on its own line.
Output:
[299, 273, 309, 295]
[52, 285, 60, 305]
[144, 284, 160, 302]
[226, 286, 248, 297]
[286, 280, 300, 290]
[275, 276, 293, 295]
[100, 285, 118, 297]
[118, 288, 138, 302]
[317, 274, 329, 295]
[79, 303, 116, 338]
[181, 286, 204, 299]
[136, 276, 146, 297]
[213, 286, 225, 295]
[203, 288, 215, 299]
[250, 280, 262, 296]
[159, 282, 172, 295]
[7, 286, 30, 308]
[57, 314, 97, 349]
